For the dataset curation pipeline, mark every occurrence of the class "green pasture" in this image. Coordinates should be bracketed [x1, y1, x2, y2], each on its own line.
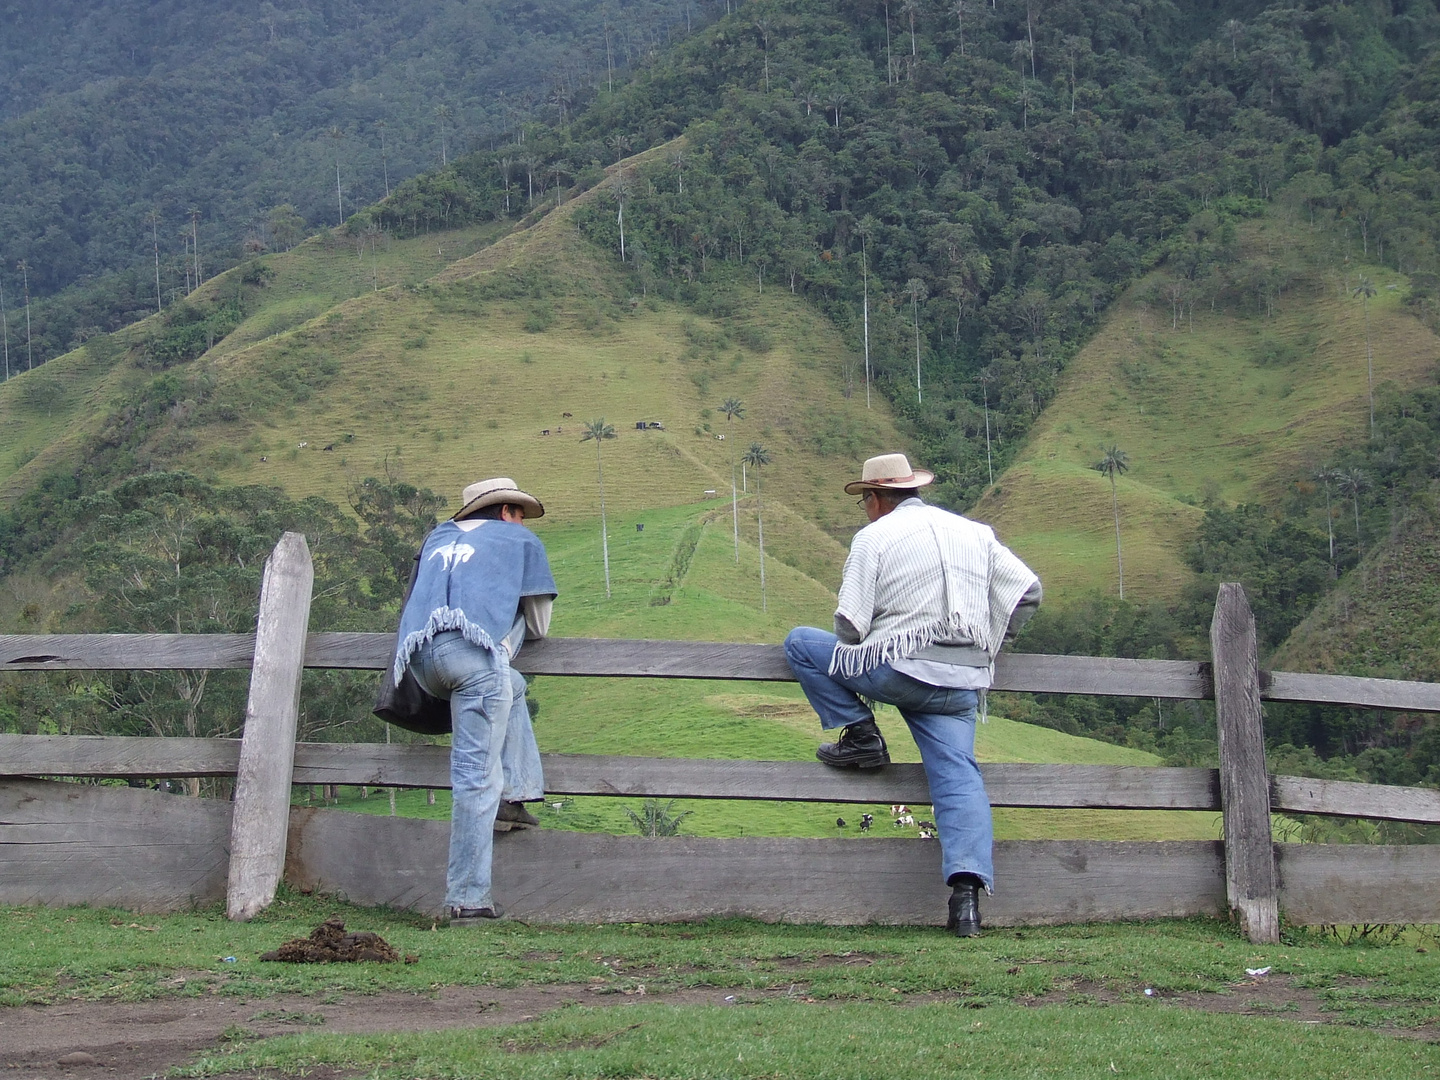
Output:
[2, 898, 1436, 1078]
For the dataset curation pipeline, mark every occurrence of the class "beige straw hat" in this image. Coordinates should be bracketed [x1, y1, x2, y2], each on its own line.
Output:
[453, 477, 545, 520]
[843, 453, 936, 495]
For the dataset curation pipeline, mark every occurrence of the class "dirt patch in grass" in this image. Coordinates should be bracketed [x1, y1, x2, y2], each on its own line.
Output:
[3, 975, 1434, 1077]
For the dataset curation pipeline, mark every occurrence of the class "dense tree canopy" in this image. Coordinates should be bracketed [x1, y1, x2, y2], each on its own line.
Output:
[0, 0, 711, 362]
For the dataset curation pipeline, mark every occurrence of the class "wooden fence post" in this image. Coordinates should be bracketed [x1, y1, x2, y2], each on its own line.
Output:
[227, 532, 313, 921]
[1210, 583, 1279, 943]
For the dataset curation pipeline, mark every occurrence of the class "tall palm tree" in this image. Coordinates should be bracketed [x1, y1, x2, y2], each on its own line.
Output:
[978, 367, 996, 485]
[743, 442, 772, 612]
[433, 105, 452, 166]
[17, 259, 33, 371]
[906, 277, 928, 403]
[857, 215, 878, 408]
[1314, 466, 1337, 574]
[1095, 446, 1130, 598]
[376, 120, 390, 197]
[1352, 276, 1377, 438]
[1336, 468, 1370, 547]
[719, 397, 746, 561]
[581, 418, 617, 598]
[328, 128, 346, 225]
[0, 279, 10, 381]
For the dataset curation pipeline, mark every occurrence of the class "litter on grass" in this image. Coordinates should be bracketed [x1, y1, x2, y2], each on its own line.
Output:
[260, 916, 412, 963]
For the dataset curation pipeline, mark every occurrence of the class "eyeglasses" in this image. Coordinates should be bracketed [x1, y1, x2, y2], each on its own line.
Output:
[855, 492, 874, 507]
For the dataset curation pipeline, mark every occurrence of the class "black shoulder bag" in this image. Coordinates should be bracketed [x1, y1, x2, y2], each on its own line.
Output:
[373, 550, 452, 735]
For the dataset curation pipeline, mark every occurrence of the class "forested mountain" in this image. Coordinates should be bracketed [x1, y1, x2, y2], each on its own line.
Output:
[0, 0, 706, 363]
[349, 0, 1440, 506]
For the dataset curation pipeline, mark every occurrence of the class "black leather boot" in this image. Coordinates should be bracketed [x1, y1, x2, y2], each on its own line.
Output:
[946, 875, 982, 938]
[816, 718, 890, 768]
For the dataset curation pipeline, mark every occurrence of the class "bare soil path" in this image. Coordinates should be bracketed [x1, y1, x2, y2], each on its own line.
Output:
[2, 976, 1431, 1079]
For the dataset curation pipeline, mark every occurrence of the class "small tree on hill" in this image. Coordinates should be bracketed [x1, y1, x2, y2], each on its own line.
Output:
[1095, 445, 1129, 599]
[582, 418, 617, 598]
[719, 397, 745, 561]
[743, 441, 772, 611]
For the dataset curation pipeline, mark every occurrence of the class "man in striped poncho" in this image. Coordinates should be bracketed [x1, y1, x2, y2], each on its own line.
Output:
[784, 454, 1041, 937]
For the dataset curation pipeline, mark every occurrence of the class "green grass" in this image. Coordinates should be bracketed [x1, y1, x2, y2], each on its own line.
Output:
[977, 224, 1440, 605]
[3, 897, 1438, 1079]
[179, 1001, 1440, 1079]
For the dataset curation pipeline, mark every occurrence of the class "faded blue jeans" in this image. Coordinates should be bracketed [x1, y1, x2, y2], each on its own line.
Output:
[784, 626, 994, 891]
[409, 630, 544, 911]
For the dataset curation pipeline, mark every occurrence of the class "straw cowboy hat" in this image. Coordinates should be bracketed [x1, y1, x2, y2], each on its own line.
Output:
[454, 477, 545, 520]
[843, 453, 936, 495]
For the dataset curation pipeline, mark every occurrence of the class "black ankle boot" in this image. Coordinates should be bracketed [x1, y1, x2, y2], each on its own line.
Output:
[946, 875, 982, 938]
[816, 718, 890, 769]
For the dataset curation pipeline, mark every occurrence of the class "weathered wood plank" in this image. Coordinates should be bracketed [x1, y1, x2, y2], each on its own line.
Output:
[538, 756, 1222, 811]
[285, 807, 1226, 924]
[1272, 775, 1440, 825]
[0, 734, 243, 777]
[1211, 583, 1279, 944]
[227, 533, 313, 922]
[0, 634, 256, 670]
[0, 634, 1213, 700]
[1264, 670, 1440, 713]
[0, 739, 1226, 809]
[1277, 844, 1440, 926]
[0, 779, 231, 911]
[994, 653, 1210, 699]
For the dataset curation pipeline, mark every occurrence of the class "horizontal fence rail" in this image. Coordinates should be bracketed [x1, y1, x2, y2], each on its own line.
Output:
[7, 633, 1440, 712]
[6, 736, 1440, 824]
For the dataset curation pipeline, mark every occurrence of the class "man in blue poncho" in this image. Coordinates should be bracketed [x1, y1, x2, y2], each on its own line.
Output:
[393, 477, 558, 924]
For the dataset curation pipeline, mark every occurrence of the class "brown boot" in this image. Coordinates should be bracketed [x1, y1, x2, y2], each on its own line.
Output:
[494, 801, 541, 832]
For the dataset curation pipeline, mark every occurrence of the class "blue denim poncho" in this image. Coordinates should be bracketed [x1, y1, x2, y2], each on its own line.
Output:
[391, 519, 558, 683]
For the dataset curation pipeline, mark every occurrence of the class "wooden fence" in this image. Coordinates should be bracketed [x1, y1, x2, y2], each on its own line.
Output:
[3, 533, 1439, 941]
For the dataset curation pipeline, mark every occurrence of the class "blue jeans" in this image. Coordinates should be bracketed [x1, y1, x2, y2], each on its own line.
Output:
[409, 631, 543, 910]
[784, 626, 994, 891]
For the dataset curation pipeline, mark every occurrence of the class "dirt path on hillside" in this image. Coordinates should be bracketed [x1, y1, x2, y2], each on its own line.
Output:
[2, 976, 1433, 1079]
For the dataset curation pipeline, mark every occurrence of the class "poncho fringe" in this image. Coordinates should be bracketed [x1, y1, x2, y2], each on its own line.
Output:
[393, 606, 499, 683]
[830, 611, 989, 680]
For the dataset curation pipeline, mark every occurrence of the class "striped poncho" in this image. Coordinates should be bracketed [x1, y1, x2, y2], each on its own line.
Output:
[830, 499, 1039, 679]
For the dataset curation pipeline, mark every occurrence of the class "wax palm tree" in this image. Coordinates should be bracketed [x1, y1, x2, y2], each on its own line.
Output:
[906, 277, 928, 403]
[1095, 446, 1129, 598]
[719, 397, 746, 561]
[743, 442, 772, 612]
[327, 127, 346, 225]
[1315, 466, 1337, 574]
[1352, 276, 1377, 438]
[978, 367, 996, 485]
[17, 259, 33, 371]
[1336, 467, 1370, 547]
[581, 418, 617, 598]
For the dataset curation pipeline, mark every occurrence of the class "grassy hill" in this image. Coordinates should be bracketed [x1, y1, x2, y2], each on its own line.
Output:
[975, 223, 1440, 605]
